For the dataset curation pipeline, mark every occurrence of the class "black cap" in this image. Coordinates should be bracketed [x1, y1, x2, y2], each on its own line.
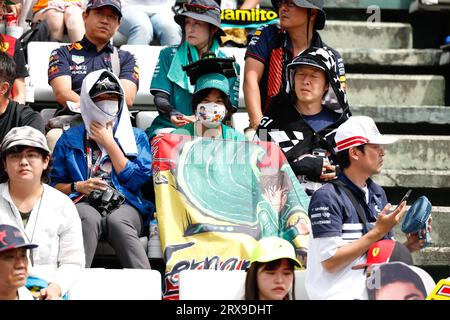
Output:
[89, 72, 122, 99]
[86, 0, 122, 18]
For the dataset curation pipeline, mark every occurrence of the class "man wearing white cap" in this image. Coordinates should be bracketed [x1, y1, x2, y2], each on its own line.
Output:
[305, 116, 424, 300]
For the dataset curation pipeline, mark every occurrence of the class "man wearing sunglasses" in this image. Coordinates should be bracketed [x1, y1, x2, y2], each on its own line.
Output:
[244, 0, 346, 133]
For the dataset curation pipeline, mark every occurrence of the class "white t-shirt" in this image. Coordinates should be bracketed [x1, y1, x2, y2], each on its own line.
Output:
[305, 235, 368, 300]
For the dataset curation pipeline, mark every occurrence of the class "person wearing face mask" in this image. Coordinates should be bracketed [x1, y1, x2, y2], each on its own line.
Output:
[174, 72, 245, 140]
[173, 54, 245, 140]
[50, 69, 154, 269]
[145, 0, 240, 140]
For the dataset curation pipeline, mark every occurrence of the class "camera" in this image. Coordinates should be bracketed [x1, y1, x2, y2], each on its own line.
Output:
[88, 186, 125, 215]
[312, 148, 327, 158]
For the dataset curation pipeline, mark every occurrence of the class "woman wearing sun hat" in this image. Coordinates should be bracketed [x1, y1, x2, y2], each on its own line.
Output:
[245, 236, 301, 300]
[145, 0, 240, 140]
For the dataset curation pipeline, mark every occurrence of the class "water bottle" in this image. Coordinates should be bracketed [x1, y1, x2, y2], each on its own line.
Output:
[148, 217, 162, 259]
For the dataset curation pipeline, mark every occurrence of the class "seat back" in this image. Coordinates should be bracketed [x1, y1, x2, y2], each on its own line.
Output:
[68, 268, 162, 300]
[28, 42, 69, 102]
[294, 270, 309, 300]
[120, 45, 163, 107]
[136, 111, 159, 131]
[231, 112, 249, 134]
[40, 108, 57, 125]
[179, 270, 246, 300]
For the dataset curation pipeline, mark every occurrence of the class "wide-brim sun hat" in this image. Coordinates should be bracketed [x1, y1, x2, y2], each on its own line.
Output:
[175, 0, 226, 37]
[251, 236, 302, 268]
[271, 0, 326, 30]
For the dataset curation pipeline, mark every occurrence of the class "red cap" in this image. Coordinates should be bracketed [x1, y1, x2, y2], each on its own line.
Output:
[352, 240, 413, 270]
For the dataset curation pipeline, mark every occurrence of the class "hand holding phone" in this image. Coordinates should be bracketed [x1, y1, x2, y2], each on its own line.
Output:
[398, 189, 412, 207]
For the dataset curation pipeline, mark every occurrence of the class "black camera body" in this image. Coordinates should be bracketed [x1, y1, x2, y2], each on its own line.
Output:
[88, 186, 125, 215]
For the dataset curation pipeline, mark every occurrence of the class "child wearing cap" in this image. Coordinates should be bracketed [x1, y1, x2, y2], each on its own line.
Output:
[0, 126, 84, 300]
[305, 116, 429, 300]
[0, 224, 38, 300]
[173, 55, 245, 140]
[145, 0, 240, 140]
[245, 236, 301, 300]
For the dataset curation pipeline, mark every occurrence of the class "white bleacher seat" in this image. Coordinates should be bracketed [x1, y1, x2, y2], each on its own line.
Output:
[40, 108, 57, 125]
[220, 47, 246, 108]
[27, 42, 69, 103]
[231, 112, 249, 134]
[294, 270, 309, 300]
[179, 270, 246, 300]
[120, 45, 163, 107]
[136, 111, 159, 131]
[68, 268, 162, 300]
[178, 269, 309, 300]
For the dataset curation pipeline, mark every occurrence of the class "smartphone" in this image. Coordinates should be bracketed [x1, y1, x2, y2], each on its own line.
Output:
[399, 189, 412, 205]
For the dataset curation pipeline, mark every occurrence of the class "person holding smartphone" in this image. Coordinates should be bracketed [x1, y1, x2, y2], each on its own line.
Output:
[305, 116, 430, 300]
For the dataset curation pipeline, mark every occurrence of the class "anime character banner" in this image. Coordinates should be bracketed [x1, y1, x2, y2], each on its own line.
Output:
[151, 133, 311, 299]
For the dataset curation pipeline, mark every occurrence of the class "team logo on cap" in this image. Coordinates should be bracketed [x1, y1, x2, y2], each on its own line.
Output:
[95, 77, 116, 91]
[372, 247, 380, 257]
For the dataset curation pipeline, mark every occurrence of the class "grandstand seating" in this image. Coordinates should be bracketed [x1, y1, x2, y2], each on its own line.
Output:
[135, 111, 159, 131]
[178, 269, 308, 300]
[120, 45, 162, 108]
[68, 268, 162, 300]
[28, 42, 69, 104]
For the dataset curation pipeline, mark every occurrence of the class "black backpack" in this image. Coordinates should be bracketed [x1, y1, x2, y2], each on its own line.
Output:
[18, 20, 54, 64]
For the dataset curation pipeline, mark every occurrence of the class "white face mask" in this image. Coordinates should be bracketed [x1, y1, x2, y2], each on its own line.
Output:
[196, 102, 226, 128]
[95, 100, 119, 116]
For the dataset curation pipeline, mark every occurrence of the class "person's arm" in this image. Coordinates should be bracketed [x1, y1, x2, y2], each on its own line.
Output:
[240, 0, 260, 9]
[12, 77, 26, 104]
[321, 202, 407, 273]
[49, 196, 85, 298]
[19, 103, 45, 133]
[49, 76, 80, 108]
[48, 47, 80, 108]
[118, 50, 139, 107]
[119, 78, 137, 108]
[244, 57, 264, 129]
[89, 121, 128, 173]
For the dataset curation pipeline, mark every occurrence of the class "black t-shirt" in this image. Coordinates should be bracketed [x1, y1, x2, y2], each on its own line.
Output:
[0, 100, 45, 143]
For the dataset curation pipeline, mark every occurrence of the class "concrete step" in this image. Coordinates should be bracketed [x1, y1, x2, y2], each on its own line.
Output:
[346, 74, 445, 106]
[338, 48, 443, 67]
[374, 169, 450, 189]
[351, 105, 450, 125]
[321, 21, 412, 49]
[411, 247, 450, 266]
[383, 135, 450, 171]
[394, 207, 450, 248]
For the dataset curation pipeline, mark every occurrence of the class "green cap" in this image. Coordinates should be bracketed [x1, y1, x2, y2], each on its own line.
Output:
[250, 236, 302, 268]
[194, 73, 230, 96]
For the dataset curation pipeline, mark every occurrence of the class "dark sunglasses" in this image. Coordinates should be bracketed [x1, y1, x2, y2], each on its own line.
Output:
[183, 3, 220, 14]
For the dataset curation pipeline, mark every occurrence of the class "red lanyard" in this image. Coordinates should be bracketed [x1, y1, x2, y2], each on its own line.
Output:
[86, 145, 102, 178]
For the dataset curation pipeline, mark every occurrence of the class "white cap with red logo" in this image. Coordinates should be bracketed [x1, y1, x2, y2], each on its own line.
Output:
[334, 116, 398, 152]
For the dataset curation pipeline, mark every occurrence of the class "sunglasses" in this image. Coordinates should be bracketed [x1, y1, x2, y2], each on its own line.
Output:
[183, 3, 220, 14]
